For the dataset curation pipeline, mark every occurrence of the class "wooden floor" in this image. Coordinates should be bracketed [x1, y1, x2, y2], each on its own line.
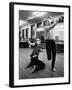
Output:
[19, 48, 64, 79]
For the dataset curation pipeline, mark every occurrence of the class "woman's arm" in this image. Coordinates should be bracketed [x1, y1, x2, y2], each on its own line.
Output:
[28, 41, 35, 46]
[39, 48, 46, 52]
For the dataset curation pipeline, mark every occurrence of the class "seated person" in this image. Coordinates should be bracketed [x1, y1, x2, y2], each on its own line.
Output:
[26, 41, 46, 73]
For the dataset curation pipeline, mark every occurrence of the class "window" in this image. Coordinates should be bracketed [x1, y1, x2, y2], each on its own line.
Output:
[26, 28, 29, 38]
[37, 22, 42, 28]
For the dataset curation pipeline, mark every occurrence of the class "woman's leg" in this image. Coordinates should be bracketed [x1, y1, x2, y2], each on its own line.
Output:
[37, 60, 45, 69]
[31, 65, 37, 73]
[26, 57, 36, 68]
[31, 59, 45, 73]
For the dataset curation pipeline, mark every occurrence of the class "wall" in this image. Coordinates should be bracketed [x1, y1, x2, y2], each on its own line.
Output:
[0, 0, 72, 90]
[52, 23, 64, 40]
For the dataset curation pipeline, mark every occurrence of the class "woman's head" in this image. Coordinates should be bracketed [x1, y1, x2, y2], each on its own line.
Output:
[35, 43, 38, 47]
[36, 39, 41, 46]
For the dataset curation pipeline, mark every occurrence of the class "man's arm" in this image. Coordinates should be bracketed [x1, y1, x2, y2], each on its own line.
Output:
[44, 20, 58, 32]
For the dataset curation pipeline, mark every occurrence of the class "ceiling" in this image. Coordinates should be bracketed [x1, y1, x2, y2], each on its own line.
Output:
[19, 10, 64, 28]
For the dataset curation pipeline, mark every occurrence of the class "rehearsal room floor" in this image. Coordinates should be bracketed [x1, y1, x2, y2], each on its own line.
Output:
[19, 48, 64, 79]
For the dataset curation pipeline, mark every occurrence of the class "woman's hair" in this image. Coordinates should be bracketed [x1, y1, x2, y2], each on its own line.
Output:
[35, 43, 38, 47]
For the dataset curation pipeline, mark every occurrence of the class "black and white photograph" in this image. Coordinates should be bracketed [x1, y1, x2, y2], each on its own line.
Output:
[9, 2, 70, 87]
[19, 10, 64, 79]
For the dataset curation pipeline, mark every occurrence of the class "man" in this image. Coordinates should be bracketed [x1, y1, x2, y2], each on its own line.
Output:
[44, 20, 57, 71]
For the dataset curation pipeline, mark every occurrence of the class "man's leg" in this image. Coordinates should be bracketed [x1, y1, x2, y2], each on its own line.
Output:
[45, 40, 51, 60]
[51, 40, 56, 70]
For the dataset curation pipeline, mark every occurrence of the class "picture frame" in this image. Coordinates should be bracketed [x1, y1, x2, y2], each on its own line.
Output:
[9, 2, 70, 87]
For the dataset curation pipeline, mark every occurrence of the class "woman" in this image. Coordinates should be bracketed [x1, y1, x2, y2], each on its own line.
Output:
[26, 42, 45, 73]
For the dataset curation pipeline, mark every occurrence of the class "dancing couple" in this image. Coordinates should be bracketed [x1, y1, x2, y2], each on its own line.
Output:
[26, 22, 57, 73]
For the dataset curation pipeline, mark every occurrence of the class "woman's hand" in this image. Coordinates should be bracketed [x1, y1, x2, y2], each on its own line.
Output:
[32, 55, 37, 58]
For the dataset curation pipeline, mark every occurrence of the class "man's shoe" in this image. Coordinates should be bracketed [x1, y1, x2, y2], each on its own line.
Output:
[51, 68, 56, 72]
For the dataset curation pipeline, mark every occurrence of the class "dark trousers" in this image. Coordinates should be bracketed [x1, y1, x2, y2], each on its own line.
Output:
[45, 39, 56, 69]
